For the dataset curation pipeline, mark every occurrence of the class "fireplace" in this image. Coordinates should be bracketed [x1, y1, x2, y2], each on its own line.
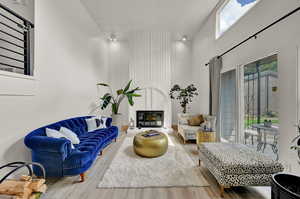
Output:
[136, 111, 164, 128]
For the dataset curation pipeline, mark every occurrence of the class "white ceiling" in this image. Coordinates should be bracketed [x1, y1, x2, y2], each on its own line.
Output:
[81, 0, 219, 39]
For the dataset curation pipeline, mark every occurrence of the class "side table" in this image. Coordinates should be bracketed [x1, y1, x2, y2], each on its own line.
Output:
[196, 131, 216, 149]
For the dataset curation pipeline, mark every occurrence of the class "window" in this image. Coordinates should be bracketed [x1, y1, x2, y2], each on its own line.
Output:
[216, 0, 259, 39]
[0, 3, 34, 76]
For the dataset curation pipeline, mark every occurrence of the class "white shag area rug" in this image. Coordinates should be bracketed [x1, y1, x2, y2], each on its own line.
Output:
[97, 133, 209, 188]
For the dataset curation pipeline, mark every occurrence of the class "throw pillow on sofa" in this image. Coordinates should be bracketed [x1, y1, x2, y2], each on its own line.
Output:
[45, 128, 75, 149]
[95, 116, 108, 129]
[188, 115, 205, 126]
[60, 127, 80, 144]
[46, 128, 66, 138]
[99, 116, 107, 129]
[85, 118, 98, 132]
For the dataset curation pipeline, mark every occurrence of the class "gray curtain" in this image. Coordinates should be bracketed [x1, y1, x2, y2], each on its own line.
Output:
[209, 56, 223, 141]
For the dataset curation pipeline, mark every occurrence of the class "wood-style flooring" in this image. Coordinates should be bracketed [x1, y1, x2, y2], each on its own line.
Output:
[42, 132, 271, 199]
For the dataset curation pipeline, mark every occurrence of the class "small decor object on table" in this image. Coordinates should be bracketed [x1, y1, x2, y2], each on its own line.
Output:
[0, 162, 47, 199]
[169, 84, 198, 114]
[97, 80, 141, 127]
[133, 130, 168, 158]
[129, 118, 135, 130]
[264, 119, 272, 128]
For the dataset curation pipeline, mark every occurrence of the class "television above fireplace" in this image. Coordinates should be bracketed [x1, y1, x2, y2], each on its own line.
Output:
[136, 110, 164, 128]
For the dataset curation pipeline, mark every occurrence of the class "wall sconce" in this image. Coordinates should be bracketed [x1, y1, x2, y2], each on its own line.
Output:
[181, 35, 188, 42]
[109, 34, 117, 42]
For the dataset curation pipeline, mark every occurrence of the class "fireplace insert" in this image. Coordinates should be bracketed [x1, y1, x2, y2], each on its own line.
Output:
[136, 111, 164, 128]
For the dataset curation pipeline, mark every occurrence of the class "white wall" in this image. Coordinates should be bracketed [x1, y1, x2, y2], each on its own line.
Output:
[107, 40, 130, 124]
[129, 32, 172, 128]
[171, 40, 195, 124]
[0, 0, 108, 164]
[192, 0, 300, 172]
[104, 33, 194, 126]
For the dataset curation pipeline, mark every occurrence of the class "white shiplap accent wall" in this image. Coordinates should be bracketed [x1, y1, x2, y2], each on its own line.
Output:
[129, 32, 172, 128]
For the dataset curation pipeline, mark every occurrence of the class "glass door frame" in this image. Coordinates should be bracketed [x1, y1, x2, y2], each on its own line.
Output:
[220, 68, 240, 143]
[297, 46, 300, 122]
[236, 65, 245, 144]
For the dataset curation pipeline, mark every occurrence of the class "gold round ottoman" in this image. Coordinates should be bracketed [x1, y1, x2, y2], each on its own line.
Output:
[133, 131, 168, 158]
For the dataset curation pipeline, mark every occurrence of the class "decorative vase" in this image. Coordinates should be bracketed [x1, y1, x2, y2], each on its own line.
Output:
[182, 106, 187, 114]
[129, 118, 135, 129]
[178, 113, 191, 125]
[111, 113, 123, 129]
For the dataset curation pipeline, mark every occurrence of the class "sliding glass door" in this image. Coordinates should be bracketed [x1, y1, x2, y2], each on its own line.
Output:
[220, 70, 237, 142]
[220, 54, 279, 159]
[242, 55, 279, 159]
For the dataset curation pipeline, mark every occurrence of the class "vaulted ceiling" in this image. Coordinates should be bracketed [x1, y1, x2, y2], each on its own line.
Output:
[81, 0, 219, 39]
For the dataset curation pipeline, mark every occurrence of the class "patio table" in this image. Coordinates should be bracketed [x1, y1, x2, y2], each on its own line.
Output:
[252, 124, 279, 160]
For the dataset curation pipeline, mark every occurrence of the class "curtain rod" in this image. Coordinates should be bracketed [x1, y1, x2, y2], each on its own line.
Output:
[205, 6, 300, 66]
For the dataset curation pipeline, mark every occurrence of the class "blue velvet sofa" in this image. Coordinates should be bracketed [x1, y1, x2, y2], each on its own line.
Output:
[24, 116, 118, 180]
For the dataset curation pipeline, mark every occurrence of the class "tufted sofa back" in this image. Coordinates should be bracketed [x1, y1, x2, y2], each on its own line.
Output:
[26, 116, 113, 138]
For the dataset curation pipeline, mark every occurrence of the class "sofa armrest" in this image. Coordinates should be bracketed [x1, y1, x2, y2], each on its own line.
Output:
[63, 150, 91, 169]
[24, 136, 72, 159]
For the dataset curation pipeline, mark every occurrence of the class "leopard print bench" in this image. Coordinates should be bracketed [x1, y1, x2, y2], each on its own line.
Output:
[198, 143, 284, 197]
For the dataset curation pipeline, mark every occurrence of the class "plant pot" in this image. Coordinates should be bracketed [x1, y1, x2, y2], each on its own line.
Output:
[178, 113, 191, 125]
[111, 113, 123, 128]
[178, 113, 190, 117]
[271, 173, 300, 199]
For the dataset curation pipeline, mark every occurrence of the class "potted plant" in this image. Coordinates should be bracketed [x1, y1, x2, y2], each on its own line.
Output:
[169, 84, 198, 114]
[97, 80, 141, 126]
[291, 122, 300, 164]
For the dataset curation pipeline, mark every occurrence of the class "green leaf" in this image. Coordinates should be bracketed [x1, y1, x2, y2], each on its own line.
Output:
[97, 83, 109, 87]
[127, 95, 134, 106]
[100, 93, 111, 100]
[117, 89, 124, 95]
[126, 93, 141, 97]
[131, 93, 141, 97]
[123, 80, 132, 93]
[100, 93, 112, 110]
[126, 87, 140, 94]
[112, 103, 118, 114]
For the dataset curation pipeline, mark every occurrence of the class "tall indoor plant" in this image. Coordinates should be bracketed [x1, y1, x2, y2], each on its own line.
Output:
[169, 84, 198, 113]
[291, 123, 300, 164]
[97, 80, 141, 125]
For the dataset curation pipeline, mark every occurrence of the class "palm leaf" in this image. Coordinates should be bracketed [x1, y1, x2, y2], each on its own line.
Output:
[291, 135, 300, 143]
[127, 95, 134, 106]
[126, 87, 140, 94]
[97, 83, 109, 87]
[131, 93, 141, 97]
[123, 80, 132, 93]
[100, 93, 112, 110]
[126, 93, 141, 97]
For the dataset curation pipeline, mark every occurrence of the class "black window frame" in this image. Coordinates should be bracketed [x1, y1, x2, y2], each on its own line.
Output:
[0, 3, 34, 76]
